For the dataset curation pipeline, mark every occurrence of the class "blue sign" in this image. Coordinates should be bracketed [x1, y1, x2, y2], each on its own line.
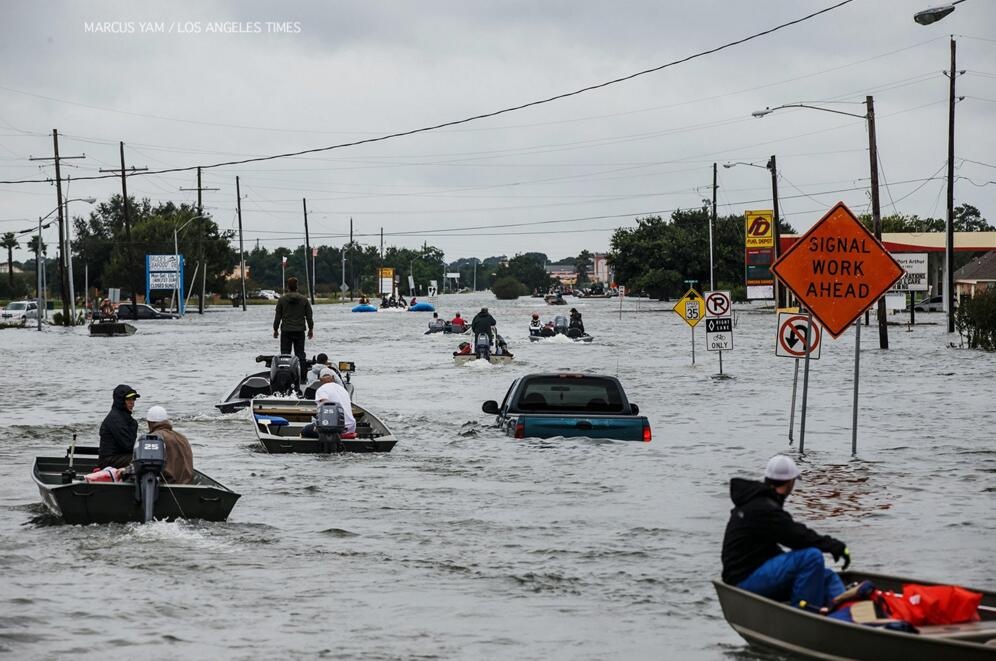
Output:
[146, 254, 185, 314]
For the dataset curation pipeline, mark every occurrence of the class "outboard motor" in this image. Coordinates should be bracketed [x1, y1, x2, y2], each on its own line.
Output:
[553, 315, 568, 335]
[269, 354, 301, 395]
[315, 401, 347, 453]
[133, 434, 166, 523]
[474, 332, 492, 360]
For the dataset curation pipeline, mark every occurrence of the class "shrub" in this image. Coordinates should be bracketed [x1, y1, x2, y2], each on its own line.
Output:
[955, 288, 996, 351]
[491, 276, 527, 300]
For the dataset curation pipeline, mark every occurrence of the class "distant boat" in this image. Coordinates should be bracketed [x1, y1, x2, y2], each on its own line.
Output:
[89, 321, 137, 336]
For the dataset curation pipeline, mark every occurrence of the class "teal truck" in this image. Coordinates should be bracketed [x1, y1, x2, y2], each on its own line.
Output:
[481, 373, 651, 441]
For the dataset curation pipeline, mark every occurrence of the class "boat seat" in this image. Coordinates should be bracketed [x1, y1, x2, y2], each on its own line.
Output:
[918, 618, 996, 640]
[255, 414, 289, 426]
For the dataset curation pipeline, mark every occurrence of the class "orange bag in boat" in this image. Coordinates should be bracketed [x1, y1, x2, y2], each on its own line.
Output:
[875, 584, 982, 626]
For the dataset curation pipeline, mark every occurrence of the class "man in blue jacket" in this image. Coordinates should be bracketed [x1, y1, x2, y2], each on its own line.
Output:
[721, 455, 850, 609]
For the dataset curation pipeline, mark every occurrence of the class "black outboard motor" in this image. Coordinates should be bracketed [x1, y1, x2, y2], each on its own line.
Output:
[133, 434, 166, 523]
[269, 354, 301, 395]
[553, 315, 568, 335]
[315, 401, 347, 453]
[474, 332, 492, 361]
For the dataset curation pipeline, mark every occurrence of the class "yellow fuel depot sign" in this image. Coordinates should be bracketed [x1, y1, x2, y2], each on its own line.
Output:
[673, 288, 705, 327]
[745, 210, 774, 248]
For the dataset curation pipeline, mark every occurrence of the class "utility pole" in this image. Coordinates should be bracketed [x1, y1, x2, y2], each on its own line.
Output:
[98, 142, 147, 314]
[866, 95, 889, 350]
[302, 198, 314, 304]
[380, 226, 383, 259]
[29, 130, 85, 325]
[349, 217, 354, 301]
[945, 37, 961, 333]
[767, 154, 783, 308]
[236, 176, 246, 311]
[710, 163, 717, 291]
[180, 167, 218, 313]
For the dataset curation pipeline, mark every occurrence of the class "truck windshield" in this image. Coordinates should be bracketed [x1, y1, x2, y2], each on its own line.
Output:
[517, 377, 625, 413]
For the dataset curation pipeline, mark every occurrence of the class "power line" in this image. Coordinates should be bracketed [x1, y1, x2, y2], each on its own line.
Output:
[0, 1, 854, 187]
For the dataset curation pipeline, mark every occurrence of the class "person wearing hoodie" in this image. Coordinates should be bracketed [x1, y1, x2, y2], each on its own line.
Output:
[98, 385, 141, 468]
[471, 307, 497, 337]
[721, 455, 850, 609]
[144, 405, 194, 484]
[273, 276, 314, 379]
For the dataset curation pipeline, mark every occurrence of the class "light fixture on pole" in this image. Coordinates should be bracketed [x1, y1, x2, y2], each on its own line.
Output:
[752, 99, 890, 350]
[913, 0, 965, 25]
[173, 215, 206, 317]
[724, 159, 784, 307]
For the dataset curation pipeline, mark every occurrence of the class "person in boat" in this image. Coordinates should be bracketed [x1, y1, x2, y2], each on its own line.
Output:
[98, 298, 116, 321]
[302, 368, 356, 437]
[273, 276, 314, 381]
[98, 385, 140, 468]
[428, 312, 446, 332]
[540, 320, 556, 337]
[495, 334, 513, 358]
[453, 341, 473, 356]
[398, 294, 408, 308]
[722, 455, 850, 609]
[471, 307, 497, 342]
[381, 296, 390, 308]
[528, 313, 543, 336]
[306, 353, 331, 384]
[144, 405, 194, 484]
[569, 308, 584, 332]
[449, 312, 466, 332]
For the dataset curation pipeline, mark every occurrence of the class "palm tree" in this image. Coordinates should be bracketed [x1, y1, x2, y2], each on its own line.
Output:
[1, 232, 18, 287]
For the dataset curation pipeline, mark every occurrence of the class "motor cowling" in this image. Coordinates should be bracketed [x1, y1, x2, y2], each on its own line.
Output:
[270, 354, 301, 394]
[475, 332, 492, 359]
[315, 401, 346, 435]
[133, 434, 166, 477]
[554, 316, 568, 333]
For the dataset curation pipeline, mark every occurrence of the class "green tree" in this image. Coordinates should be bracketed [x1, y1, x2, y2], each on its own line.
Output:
[575, 250, 593, 284]
[1, 232, 18, 287]
[495, 253, 553, 293]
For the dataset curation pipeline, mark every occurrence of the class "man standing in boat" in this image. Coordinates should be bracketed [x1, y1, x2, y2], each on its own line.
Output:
[273, 276, 314, 380]
[471, 307, 497, 344]
[98, 385, 140, 468]
[721, 455, 850, 609]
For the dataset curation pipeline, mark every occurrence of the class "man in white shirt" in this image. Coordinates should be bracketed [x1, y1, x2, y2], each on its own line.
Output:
[314, 367, 356, 432]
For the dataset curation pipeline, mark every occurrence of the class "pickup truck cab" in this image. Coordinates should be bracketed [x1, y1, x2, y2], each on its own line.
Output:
[482, 373, 651, 442]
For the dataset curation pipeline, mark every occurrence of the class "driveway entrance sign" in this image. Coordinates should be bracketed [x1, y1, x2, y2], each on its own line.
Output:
[770, 202, 904, 338]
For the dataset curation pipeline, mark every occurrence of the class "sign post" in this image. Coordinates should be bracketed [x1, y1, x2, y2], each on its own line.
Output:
[745, 210, 775, 300]
[775, 312, 822, 445]
[673, 288, 705, 365]
[618, 285, 626, 320]
[771, 202, 903, 455]
[704, 290, 733, 377]
[891, 253, 928, 326]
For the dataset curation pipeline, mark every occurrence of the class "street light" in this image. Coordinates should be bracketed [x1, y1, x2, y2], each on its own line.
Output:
[723, 159, 784, 307]
[65, 197, 96, 324]
[173, 215, 206, 317]
[36, 197, 95, 329]
[753, 97, 890, 349]
[913, 0, 965, 25]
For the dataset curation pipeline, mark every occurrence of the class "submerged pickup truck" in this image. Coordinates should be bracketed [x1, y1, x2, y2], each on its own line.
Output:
[482, 373, 651, 442]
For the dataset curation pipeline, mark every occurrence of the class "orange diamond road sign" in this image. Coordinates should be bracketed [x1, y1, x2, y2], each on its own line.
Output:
[770, 201, 904, 339]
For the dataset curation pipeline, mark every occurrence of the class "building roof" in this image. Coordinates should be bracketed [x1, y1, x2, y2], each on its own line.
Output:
[955, 250, 996, 282]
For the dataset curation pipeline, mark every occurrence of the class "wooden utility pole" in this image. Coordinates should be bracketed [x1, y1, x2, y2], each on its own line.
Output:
[302, 198, 314, 304]
[767, 154, 783, 308]
[179, 167, 218, 313]
[29, 130, 84, 325]
[945, 38, 959, 333]
[98, 143, 147, 313]
[236, 176, 246, 311]
[710, 163, 717, 291]
[866, 96, 888, 350]
[349, 217, 354, 301]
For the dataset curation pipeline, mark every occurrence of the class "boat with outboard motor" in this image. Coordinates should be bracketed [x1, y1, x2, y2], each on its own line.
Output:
[215, 354, 355, 414]
[528, 332, 593, 343]
[89, 320, 137, 336]
[453, 332, 515, 365]
[32, 444, 240, 524]
[251, 397, 397, 453]
[714, 570, 996, 660]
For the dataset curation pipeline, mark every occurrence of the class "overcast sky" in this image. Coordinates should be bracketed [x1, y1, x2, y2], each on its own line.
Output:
[2, 0, 995, 264]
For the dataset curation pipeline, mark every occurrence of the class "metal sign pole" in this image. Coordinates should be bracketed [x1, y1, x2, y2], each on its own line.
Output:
[799, 311, 813, 455]
[851, 318, 861, 457]
[718, 349, 723, 375]
[691, 326, 696, 365]
[789, 358, 799, 444]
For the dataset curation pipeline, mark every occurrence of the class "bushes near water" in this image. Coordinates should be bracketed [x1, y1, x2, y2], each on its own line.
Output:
[491, 276, 527, 300]
[955, 288, 996, 351]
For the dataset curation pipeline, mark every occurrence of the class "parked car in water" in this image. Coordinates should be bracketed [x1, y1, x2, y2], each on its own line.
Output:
[114, 303, 179, 320]
[912, 295, 945, 312]
[248, 289, 279, 300]
[1, 300, 39, 321]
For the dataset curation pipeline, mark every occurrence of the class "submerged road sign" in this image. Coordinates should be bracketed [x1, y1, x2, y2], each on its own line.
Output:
[770, 202, 904, 338]
[673, 288, 705, 327]
[776, 312, 822, 359]
[704, 290, 732, 318]
[706, 317, 733, 351]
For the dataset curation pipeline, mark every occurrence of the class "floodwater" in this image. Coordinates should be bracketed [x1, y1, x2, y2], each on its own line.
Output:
[0, 294, 993, 660]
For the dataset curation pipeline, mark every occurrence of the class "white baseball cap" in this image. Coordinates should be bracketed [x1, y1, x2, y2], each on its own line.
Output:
[764, 454, 801, 481]
[146, 405, 169, 423]
[319, 367, 335, 379]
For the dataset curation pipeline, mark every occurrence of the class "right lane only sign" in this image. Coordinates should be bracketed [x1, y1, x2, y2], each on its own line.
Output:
[706, 317, 733, 351]
[776, 312, 822, 359]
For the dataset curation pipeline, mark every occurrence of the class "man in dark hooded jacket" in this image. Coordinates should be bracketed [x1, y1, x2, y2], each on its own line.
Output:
[471, 307, 497, 337]
[273, 276, 314, 379]
[722, 455, 850, 609]
[98, 384, 140, 468]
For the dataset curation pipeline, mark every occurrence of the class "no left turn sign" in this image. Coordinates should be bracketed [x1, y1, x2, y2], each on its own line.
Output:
[775, 312, 822, 359]
[705, 290, 731, 317]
